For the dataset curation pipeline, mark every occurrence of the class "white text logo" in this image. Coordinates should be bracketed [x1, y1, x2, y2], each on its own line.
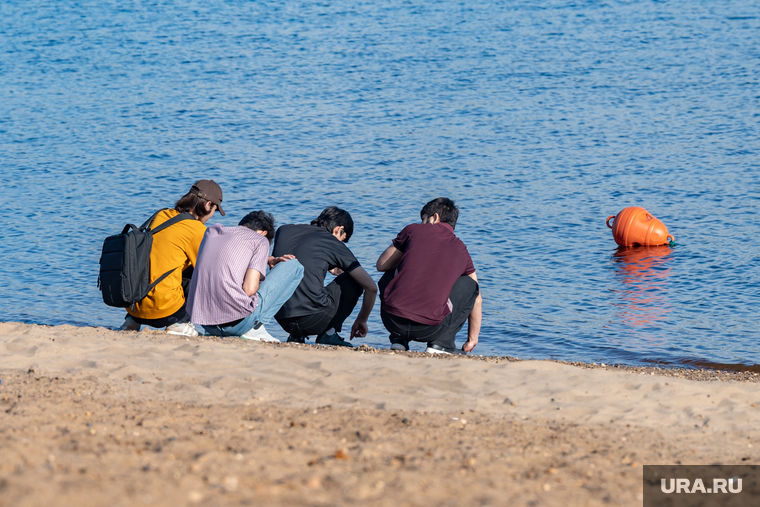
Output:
[661, 478, 742, 494]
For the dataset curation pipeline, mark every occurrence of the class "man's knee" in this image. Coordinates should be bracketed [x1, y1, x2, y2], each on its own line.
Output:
[286, 259, 304, 278]
[335, 272, 363, 299]
[449, 276, 479, 318]
[378, 270, 395, 299]
[271, 258, 304, 277]
[453, 275, 479, 297]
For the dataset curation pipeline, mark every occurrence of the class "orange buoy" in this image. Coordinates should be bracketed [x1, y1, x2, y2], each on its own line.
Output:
[606, 207, 674, 247]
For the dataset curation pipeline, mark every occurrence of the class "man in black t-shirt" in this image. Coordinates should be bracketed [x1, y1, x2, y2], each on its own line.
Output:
[272, 206, 378, 347]
[376, 198, 482, 355]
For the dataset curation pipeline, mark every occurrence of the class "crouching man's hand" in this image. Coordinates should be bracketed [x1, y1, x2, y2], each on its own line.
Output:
[347, 266, 377, 341]
[463, 272, 482, 354]
[462, 337, 478, 353]
[268, 254, 296, 268]
[350, 319, 368, 340]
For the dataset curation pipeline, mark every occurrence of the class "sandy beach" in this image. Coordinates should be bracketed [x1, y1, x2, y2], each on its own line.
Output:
[1, 322, 758, 506]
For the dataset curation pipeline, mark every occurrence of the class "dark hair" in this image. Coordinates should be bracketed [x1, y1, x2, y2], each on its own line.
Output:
[420, 197, 459, 229]
[175, 192, 214, 218]
[239, 210, 276, 243]
[311, 206, 354, 242]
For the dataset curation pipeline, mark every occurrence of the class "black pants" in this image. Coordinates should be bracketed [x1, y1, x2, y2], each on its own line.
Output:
[126, 268, 193, 328]
[275, 273, 363, 337]
[379, 271, 479, 351]
[129, 304, 190, 328]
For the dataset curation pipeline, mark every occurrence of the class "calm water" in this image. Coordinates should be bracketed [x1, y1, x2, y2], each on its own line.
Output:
[1, 0, 759, 369]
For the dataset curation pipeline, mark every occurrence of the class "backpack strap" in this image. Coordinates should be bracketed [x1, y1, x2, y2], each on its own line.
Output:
[141, 266, 180, 303]
[138, 209, 163, 231]
[147, 210, 196, 234]
[122, 210, 195, 241]
[137, 210, 198, 302]
[150, 212, 196, 234]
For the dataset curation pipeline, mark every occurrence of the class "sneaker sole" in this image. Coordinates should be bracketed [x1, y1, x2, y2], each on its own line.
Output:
[390, 343, 409, 351]
[240, 335, 281, 342]
[425, 347, 451, 355]
[167, 330, 198, 337]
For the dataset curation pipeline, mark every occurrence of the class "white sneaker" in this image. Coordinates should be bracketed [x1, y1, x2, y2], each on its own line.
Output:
[120, 316, 141, 332]
[166, 322, 199, 338]
[425, 344, 463, 355]
[240, 325, 281, 343]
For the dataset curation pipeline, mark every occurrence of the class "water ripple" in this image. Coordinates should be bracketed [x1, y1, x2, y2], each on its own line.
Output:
[1, 0, 759, 368]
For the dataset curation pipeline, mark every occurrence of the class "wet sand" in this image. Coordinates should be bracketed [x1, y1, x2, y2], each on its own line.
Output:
[1, 322, 758, 506]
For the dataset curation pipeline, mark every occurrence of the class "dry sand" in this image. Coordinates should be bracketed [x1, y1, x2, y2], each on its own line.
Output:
[1, 322, 758, 506]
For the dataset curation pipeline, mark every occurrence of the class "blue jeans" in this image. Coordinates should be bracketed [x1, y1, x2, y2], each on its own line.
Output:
[204, 260, 304, 337]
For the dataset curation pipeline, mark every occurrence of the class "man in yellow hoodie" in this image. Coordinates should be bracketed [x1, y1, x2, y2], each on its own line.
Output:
[120, 180, 224, 337]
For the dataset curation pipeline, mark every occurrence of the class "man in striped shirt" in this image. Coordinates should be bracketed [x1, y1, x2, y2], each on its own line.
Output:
[186, 211, 304, 342]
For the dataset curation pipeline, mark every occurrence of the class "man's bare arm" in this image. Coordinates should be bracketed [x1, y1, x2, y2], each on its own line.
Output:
[242, 268, 262, 297]
[463, 271, 482, 353]
[376, 245, 402, 272]
[348, 266, 378, 339]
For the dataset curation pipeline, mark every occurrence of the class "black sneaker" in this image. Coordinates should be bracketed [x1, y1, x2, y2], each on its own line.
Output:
[425, 344, 464, 355]
[315, 332, 353, 348]
[389, 336, 409, 351]
[286, 335, 306, 344]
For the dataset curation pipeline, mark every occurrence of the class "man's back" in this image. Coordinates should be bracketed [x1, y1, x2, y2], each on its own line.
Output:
[128, 209, 205, 320]
[382, 222, 475, 325]
[187, 224, 270, 326]
[272, 224, 360, 318]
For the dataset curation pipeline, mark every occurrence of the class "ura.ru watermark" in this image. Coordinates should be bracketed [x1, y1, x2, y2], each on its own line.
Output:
[660, 477, 742, 494]
[644, 465, 757, 506]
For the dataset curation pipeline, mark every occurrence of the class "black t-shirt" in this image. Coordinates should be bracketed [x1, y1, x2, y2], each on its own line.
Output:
[272, 224, 361, 318]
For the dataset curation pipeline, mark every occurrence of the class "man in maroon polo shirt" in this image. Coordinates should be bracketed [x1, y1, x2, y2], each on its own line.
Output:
[375, 197, 482, 354]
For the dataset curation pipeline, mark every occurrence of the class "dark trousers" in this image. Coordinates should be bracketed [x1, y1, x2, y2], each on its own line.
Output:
[275, 273, 363, 337]
[379, 271, 479, 351]
[127, 269, 193, 328]
[129, 305, 190, 328]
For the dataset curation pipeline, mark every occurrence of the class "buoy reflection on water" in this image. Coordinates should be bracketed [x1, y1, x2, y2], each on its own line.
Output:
[608, 246, 673, 349]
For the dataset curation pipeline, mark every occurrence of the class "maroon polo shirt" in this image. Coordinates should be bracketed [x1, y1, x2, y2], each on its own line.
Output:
[382, 222, 475, 325]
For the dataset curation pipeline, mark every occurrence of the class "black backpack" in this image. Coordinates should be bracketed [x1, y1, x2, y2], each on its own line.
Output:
[98, 210, 196, 309]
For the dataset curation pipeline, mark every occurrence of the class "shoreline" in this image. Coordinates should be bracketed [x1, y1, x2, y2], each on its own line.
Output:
[287, 341, 760, 383]
[5, 320, 760, 379]
[2, 322, 759, 506]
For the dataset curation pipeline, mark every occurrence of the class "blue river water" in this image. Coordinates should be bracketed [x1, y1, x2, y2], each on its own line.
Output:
[1, 0, 759, 369]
